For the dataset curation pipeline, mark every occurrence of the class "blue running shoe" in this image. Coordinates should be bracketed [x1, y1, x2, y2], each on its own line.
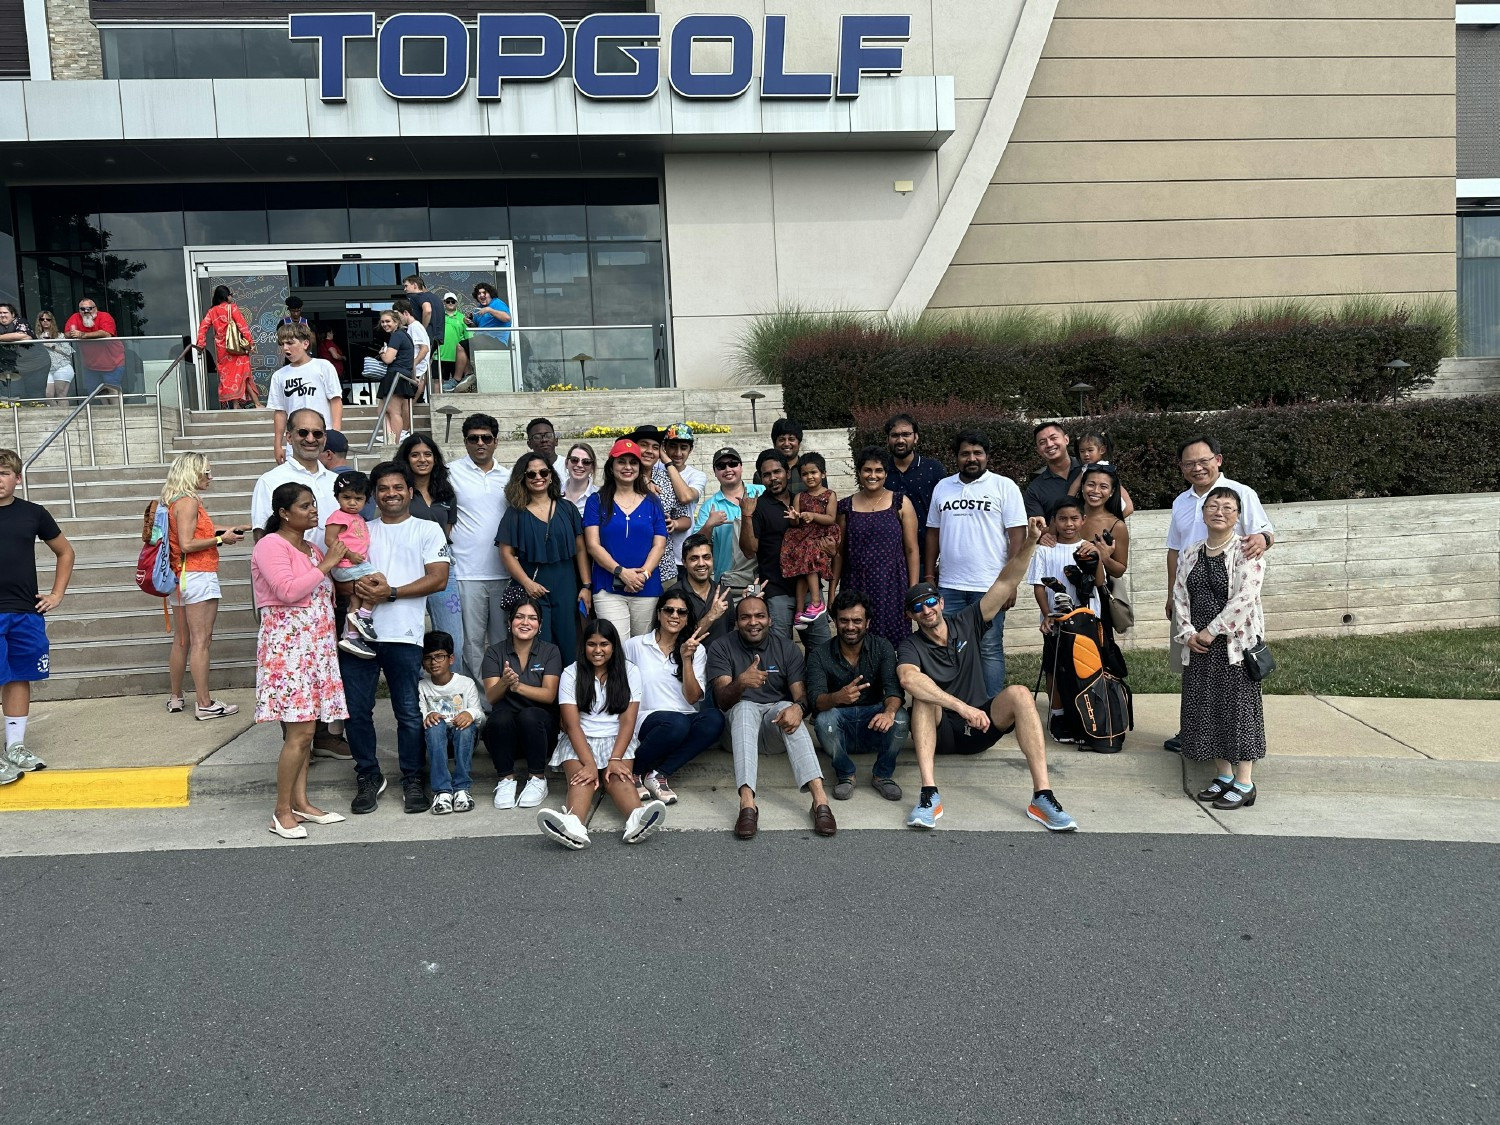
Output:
[906, 789, 943, 830]
[1026, 790, 1078, 832]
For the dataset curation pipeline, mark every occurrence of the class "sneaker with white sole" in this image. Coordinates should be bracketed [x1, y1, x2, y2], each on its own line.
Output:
[349, 613, 378, 643]
[194, 700, 239, 721]
[623, 799, 667, 844]
[453, 788, 474, 813]
[493, 777, 519, 809]
[0, 757, 21, 785]
[642, 771, 677, 805]
[906, 788, 943, 830]
[338, 634, 378, 659]
[634, 774, 650, 801]
[431, 793, 454, 815]
[518, 776, 548, 808]
[4, 743, 46, 772]
[537, 807, 591, 849]
[1026, 790, 1078, 832]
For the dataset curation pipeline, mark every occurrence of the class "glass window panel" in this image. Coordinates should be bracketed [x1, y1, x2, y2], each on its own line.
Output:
[402, 38, 447, 74]
[1461, 216, 1500, 258]
[514, 241, 592, 327]
[101, 28, 179, 79]
[174, 29, 248, 80]
[97, 209, 185, 252]
[293, 263, 362, 287]
[104, 248, 189, 341]
[269, 209, 351, 243]
[21, 254, 106, 326]
[1460, 258, 1500, 355]
[590, 242, 665, 326]
[15, 189, 100, 253]
[244, 28, 318, 79]
[509, 180, 587, 241]
[347, 39, 378, 79]
[349, 208, 431, 242]
[185, 209, 270, 246]
[358, 263, 398, 287]
[430, 206, 510, 241]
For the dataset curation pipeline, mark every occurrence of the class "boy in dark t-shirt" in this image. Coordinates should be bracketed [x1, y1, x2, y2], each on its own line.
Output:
[0, 448, 74, 782]
[896, 515, 1077, 835]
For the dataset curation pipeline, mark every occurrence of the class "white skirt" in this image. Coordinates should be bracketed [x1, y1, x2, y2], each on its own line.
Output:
[550, 732, 638, 769]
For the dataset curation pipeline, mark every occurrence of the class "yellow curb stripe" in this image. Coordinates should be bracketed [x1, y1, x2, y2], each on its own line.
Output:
[0, 766, 191, 811]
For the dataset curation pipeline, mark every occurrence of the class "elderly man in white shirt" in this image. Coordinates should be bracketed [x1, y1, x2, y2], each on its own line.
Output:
[250, 408, 339, 542]
[449, 412, 512, 679]
[1163, 435, 1275, 753]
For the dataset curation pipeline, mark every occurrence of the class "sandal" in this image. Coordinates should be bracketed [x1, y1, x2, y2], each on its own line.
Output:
[1195, 777, 1233, 802]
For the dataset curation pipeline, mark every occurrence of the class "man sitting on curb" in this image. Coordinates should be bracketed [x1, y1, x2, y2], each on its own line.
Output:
[706, 594, 836, 840]
[897, 516, 1078, 833]
[806, 589, 907, 803]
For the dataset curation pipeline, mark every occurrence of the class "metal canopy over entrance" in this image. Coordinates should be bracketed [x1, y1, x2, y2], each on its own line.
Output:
[185, 240, 514, 404]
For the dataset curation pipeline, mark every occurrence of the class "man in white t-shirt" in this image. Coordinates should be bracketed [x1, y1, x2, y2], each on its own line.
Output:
[268, 323, 343, 464]
[923, 429, 1027, 697]
[396, 298, 431, 399]
[449, 412, 512, 678]
[342, 461, 451, 817]
[250, 408, 339, 542]
[1162, 435, 1275, 751]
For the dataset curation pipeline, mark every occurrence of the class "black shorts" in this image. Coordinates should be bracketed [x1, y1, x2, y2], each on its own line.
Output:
[378, 370, 417, 400]
[935, 694, 1014, 756]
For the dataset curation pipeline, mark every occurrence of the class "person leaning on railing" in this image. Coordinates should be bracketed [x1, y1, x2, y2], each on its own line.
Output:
[33, 311, 75, 404]
[0, 303, 43, 402]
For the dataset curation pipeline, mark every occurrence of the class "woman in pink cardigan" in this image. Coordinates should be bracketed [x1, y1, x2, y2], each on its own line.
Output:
[252, 481, 351, 840]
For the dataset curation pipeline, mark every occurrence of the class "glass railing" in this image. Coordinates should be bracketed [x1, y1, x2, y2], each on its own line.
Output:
[455, 324, 665, 393]
[0, 333, 190, 406]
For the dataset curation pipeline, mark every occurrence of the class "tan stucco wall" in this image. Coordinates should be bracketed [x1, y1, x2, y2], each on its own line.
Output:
[928, 0, 1458, 316]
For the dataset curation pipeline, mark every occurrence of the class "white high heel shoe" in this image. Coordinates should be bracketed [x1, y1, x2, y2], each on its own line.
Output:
[269, 815, 308, 839]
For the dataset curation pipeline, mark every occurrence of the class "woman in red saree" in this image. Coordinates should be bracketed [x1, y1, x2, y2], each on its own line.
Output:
[196, 285, 255, 408]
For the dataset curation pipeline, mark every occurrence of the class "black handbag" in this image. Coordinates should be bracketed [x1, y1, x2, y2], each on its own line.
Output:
[1242, 637, 1275, 682]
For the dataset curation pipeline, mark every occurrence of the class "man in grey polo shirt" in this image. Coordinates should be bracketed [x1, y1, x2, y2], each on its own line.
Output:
[706, 595, 836, 841]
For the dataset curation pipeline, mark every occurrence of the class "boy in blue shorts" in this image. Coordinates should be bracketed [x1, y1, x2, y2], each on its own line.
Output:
[0, 448, 74, 784]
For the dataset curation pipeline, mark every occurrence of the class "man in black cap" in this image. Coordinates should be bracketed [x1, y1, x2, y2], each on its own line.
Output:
[896, 515, 1078, 834]
[319, 429, 353, 475]
[690, 446, 761, 593]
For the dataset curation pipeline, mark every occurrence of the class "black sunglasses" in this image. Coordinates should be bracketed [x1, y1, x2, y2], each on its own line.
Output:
[524, 469, 552, 480]
[715, 459, 740, 469]
[465, 434, 496, 444]
[660, 606, 689, 617]
[296, 428, 326, 439]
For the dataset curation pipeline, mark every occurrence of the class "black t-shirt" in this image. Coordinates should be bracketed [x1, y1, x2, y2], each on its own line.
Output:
[704, 629, 804, 705]
[409, 490, 456, 532]
[480, 639, 562, 712]
[1023, 459, 1082, 519]
[750, 493, 795, 598]
[412, 291, 443, 345]
[669, 578, 734, 644]
[385, 328, 414, 376]
[896, 602, 992, 710]
[0, 498, 62, 614]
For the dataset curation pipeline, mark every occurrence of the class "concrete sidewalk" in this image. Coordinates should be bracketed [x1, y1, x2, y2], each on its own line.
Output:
[3, 689, 1496, 815]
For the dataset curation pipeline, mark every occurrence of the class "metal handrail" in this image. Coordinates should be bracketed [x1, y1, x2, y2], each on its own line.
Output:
[20, 345, 195, 518]
[364, 368, 422, 455]
[154, 345, 195, 463]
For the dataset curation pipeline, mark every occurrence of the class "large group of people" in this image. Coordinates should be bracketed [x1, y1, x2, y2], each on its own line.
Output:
[0, 390, 1274, 851]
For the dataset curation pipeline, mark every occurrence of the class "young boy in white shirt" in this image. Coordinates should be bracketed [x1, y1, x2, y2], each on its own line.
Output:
[268, 323, 343, 464]
[1025, 495, 1106, 745]
[419, 630, 485, 814]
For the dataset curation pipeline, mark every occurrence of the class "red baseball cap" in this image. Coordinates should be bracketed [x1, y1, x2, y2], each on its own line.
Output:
[609, 438, 643, 460]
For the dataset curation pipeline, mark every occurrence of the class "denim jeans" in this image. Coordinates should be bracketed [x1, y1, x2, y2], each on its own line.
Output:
[427, 567, 466, 676]
[813, 703, 908, 781]
[634, 708, 727, 778]
[938, 586, 1006, 696]
[425, 721, 476, 793]
[340, 641, 425, 784]
[768, 593, 832, 648]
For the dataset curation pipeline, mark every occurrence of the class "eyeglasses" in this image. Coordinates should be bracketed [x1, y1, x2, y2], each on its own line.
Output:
[465, 434, 495, 445]
[1180, 457, 1217, 470]
[888, 431, 916, 440]
[660, 606, 689, 617]
[295, 428, 325, 439]
[78, 304, 96, 312]
[529, 431, 556, 441]
[421, 651, 452, 661]
[1202, 503, 1239, 515]
[567, 456, 594, 467]
[908, 596, 941, 612]
[715, 460, 740, 470]
[524, 469, 552, 480]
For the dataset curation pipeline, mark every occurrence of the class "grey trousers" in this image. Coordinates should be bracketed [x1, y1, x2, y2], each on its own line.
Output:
[727, 699, 822, 794]
[459, 578, 510, 681]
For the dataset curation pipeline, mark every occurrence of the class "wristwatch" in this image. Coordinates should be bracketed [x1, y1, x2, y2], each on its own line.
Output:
[612, 565, 623, 579]
[386, 587, 399, 602]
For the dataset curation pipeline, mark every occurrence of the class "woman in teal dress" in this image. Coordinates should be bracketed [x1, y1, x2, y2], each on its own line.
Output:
[499, 452, 591, 664]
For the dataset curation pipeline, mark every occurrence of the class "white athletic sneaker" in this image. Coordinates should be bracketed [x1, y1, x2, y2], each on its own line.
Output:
[3, 742, 45, 772]
[431, 792, 454, 815]
[493, 777, 518, 810]
[623, 799, 667, 844]
[536, 807, 591, 850]
[517, 776, 548, 808]
[452, 789, 474, 813]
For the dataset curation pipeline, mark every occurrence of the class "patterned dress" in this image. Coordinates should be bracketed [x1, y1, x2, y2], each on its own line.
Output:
[1179, 546, 1266, 763]
[255, 580, 349, 724]
[837, 491, 910, 650]
[781, 489, 840, 582]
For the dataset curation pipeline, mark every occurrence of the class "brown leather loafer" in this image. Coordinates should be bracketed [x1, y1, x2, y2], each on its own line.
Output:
[811, 803, 837, 837]
[733, 806, 759, 839]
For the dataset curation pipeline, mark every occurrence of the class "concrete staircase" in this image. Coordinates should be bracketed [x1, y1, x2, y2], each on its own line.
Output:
[28, 402, 426, 701]
[26, 385, 818, 700]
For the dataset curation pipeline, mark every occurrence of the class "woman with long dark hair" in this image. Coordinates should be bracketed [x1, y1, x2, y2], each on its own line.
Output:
[830, 447, 919, 649]
[536, 618, 666, 849]
[1073, 465, 1129, 585]
[250, 482, 350, 839]
[499, 450, 589, 664]
[583, 438, 668, 639]
[195, 284, 255, 409]
[482, 597, 562, 812]
[625, 590, 725, 806]
[396, 432, 466, 670]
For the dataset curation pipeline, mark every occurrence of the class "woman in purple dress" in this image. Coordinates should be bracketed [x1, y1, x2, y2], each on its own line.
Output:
[832, 447, 921, 649]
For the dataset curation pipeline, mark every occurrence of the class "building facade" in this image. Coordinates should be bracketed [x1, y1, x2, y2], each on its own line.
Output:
[0, 1, 1466, 395]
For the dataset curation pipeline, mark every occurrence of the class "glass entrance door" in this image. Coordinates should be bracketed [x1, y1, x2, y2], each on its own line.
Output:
[192, 260, 288, 407]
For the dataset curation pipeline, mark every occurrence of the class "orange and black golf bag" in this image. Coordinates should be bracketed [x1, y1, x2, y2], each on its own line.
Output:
[1046, 602, 1133, 754]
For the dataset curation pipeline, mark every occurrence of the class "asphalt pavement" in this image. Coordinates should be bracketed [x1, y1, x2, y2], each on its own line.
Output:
[2, 832, 1495, 1124]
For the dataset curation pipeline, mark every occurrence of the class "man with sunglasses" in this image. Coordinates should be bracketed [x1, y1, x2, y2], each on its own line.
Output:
[450, 412, 512, 678]
[689, 446, 761, 596]
[897, 515, 1078, 833]
[439, 292, 472, 391]
[250, 408, 339, 543]
[62, 298, 124, 399]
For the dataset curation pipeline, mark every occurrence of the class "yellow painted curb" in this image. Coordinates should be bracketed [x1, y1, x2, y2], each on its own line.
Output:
[0, 766, 191, 811]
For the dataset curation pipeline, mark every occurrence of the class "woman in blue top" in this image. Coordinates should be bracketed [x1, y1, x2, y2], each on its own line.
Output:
[584, 438, 667, 639]
[499, 451, 590, 665]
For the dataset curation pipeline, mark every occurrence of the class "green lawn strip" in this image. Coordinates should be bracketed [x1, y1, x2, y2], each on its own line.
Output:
[1005, 627, 1500, 701]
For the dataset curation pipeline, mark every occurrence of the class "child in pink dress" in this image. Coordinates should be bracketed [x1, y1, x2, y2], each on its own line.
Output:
[780, 452, 840, 629]
[325, 470, 380, 658]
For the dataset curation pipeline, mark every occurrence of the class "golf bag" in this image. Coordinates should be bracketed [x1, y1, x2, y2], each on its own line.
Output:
[1046, 604, 1133, 753]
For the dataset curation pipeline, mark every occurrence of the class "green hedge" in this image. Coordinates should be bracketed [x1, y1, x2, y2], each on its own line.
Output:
[850, 396, 1500, 511]
[758, 304, 1451, 429]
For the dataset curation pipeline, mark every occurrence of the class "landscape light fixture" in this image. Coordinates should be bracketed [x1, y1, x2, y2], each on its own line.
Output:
[741, 389, 766, 430]
[1069, 382, 1094, 415]
[1382, 358, 1409, 402]
[570, 352, 594, 388]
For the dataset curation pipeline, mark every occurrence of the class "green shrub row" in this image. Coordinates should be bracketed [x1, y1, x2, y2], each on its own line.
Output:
[849, 396, 1500, 511]
[745, 300, 1454, 429]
